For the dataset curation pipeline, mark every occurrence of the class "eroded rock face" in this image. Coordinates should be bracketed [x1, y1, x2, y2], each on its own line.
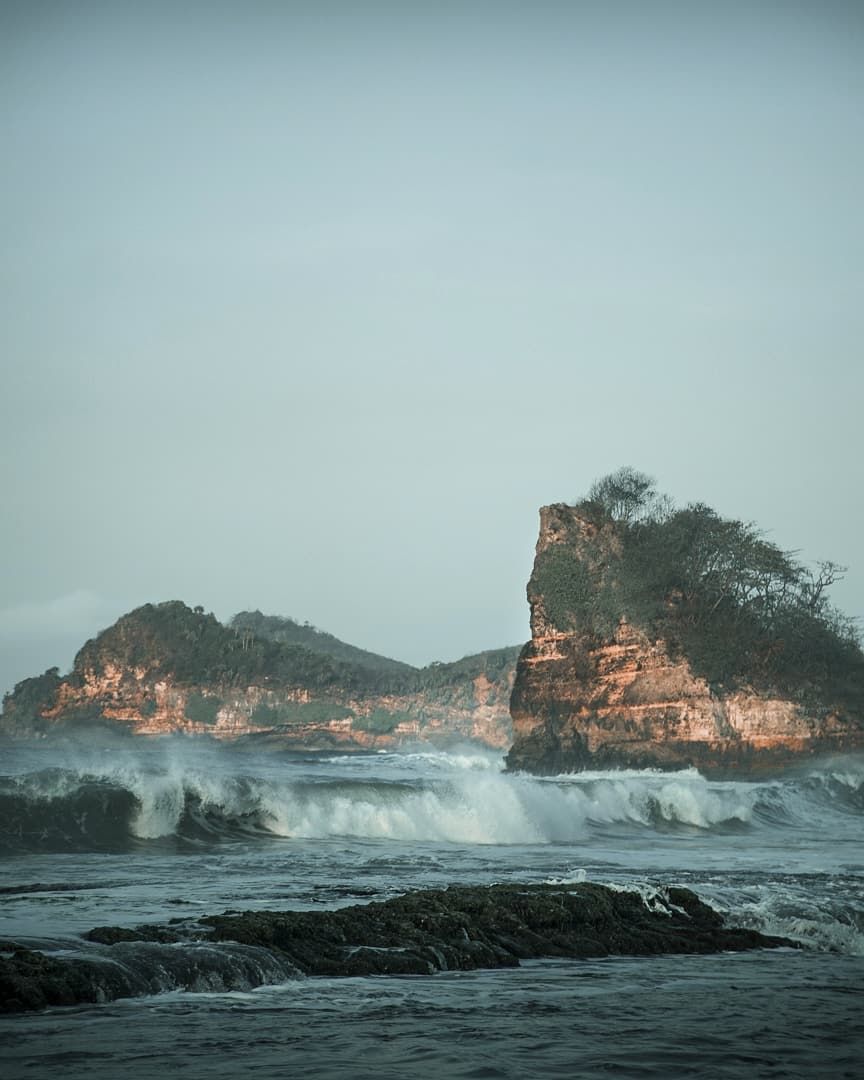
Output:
[506, 506, 864, 776]
[2, 668, 514, 751]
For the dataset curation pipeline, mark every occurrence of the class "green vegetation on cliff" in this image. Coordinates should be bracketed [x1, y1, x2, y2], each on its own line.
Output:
[352, 708, 411, 734]
[411, 648, 518, 708]
[534, 468, 864, 705]
[73, 602, 375, 692]
[251, 701, 354, 727]
[3, 668, 63, 721]
[229, 612, 517, 704]
[230, 611, 416, 679]
[184, 692, 221, 725]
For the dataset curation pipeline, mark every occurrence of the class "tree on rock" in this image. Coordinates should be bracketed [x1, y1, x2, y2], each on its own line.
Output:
[584, 467, 669, 524]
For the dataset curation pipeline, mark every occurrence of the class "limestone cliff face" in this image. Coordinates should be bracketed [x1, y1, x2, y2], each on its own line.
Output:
[506, 505, 864, 776]
[29, 672, 512, 750]
[1, 603, 515, 751]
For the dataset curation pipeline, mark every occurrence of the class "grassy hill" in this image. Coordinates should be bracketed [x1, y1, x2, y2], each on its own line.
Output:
[230, 611, 416, 679]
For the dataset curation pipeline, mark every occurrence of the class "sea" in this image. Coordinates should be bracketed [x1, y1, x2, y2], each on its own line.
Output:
[1, 738, 862, 1079]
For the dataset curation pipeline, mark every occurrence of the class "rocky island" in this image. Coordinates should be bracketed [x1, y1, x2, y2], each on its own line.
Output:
[5, 469, 862, 774]
[1, 604, 517, 750]
[507, 469, 864, 776]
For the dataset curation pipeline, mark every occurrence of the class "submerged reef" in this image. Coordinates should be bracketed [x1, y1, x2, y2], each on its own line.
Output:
[1, 882, 792, 1012]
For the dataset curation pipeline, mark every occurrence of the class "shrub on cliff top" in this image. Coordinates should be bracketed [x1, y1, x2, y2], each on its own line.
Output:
[552, 469, 864, 704]
[71, 602, 383, 693]
[577, 467, 672, 526]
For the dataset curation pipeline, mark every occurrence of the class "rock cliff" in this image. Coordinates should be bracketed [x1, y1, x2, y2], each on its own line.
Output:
[507, 503, 864, 775]
[1, 602, 516, 750]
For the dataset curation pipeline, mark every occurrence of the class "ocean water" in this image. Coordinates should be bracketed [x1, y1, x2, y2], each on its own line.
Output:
[1, 740, 862, 1078]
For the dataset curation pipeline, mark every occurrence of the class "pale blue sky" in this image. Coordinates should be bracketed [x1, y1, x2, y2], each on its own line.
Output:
[2, 1, 863, 693]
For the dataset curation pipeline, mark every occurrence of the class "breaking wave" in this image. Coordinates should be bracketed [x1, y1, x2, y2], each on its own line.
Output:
[2, 752, 862, 854]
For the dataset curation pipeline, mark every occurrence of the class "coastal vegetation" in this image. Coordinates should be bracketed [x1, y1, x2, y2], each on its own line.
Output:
[352, 708, 410, 734]
[62, 602, 518, 700]
[250, 701, 354, 727]
[230, 611, 416, 679]
[534, 467, 864, 704]
[184, 692, 221, 725]
[71, 602, 372, 692]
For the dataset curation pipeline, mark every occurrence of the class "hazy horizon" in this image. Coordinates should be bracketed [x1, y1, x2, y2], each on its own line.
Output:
[2, 2, 863, 696]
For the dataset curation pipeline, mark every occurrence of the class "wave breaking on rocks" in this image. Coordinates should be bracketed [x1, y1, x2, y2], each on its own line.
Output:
[1, 882, 793, 1012]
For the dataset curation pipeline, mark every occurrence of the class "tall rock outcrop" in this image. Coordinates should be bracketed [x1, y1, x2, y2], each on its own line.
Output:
[507, 504, 864, 775]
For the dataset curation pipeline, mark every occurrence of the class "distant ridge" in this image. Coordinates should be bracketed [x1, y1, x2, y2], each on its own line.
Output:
[229, 611, 417, 678]
[1, 601, 519, 750]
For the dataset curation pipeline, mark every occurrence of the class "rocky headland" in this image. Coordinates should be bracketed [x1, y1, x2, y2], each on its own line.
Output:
[0, 882, 793, 1012]
[507, 472, 864, 776]
[1, 604, 517, 750]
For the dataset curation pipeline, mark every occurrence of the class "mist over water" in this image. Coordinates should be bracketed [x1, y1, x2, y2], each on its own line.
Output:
[2, 740, 863, 1076]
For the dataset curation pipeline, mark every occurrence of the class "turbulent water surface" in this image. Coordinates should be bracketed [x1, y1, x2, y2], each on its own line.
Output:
[1, 740, 863, 1078]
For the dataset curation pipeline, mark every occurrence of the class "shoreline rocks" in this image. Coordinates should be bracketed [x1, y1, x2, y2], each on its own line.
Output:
[1, 882, 794, 1012]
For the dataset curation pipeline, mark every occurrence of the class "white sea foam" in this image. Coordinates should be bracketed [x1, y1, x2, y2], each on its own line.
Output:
[2, 754, 763, 845]
[259, 772, 554, 844]
[4, 748, 862, 850]
[252, 766, 760, 844]
[544, 868, 588, 885]
[705, 882, 864, 956]
[320, 747, 505, 774]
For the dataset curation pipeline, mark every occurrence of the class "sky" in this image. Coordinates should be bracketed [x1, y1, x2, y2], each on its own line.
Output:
[1, 1, 863, 695]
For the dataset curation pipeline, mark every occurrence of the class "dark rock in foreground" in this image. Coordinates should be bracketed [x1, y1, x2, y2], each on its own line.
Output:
[1, 883, 793, 1012]
[200, 883, 790, 975]
[0, 946, 142, 1013]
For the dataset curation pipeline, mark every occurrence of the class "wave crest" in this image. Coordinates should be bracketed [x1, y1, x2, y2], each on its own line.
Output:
[1, 752, 861, 853]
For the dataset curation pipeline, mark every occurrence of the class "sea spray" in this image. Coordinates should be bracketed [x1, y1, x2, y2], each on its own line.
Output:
[4, 746, 863, 852]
